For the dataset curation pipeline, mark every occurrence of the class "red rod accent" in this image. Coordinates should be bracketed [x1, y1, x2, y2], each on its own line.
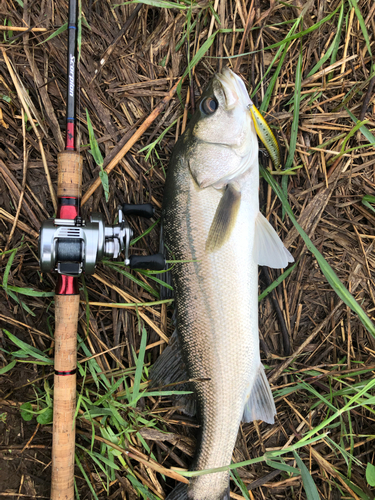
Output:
[54, 369, 77, 376]
[56, 197, 80, 295]
[56, 274, 78, 295]
[58, 198, 79, 219]
[66, 123, 75, 150]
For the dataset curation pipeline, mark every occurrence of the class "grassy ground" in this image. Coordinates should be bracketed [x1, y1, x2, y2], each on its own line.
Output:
[0, 0, 375, 498]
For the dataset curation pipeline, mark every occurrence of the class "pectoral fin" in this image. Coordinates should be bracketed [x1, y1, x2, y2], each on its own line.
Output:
[206, 183, 241, 252]
[253, 212, 294, 268]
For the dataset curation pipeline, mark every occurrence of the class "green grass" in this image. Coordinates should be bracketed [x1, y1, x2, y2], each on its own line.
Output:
[4, 0, 375, 498]
[86, 108, 109, 201]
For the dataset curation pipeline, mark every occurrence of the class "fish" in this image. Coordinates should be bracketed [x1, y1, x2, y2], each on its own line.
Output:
[151, 67, 294, 500]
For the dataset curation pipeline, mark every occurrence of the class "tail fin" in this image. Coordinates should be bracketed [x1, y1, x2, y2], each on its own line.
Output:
[165, 483, 230, 500]
[165, 483, 188, 500]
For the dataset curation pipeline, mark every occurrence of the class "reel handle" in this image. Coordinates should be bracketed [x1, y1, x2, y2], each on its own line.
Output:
[129, 253, 165, 270]
[122, 203, 154, 218]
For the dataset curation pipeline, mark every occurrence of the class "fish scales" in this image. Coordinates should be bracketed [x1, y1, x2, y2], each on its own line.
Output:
[154, 68, 293, 500]
[164, 156, 259, 497]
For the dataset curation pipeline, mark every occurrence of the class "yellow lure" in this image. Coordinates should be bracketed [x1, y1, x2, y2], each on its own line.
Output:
[248, 102, 281, 169]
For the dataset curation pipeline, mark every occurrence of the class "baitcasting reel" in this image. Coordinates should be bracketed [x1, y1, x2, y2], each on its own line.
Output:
[39, 204, 165, 277]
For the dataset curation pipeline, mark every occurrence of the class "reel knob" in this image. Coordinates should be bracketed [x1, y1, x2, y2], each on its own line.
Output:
[129, 253, 165, 271]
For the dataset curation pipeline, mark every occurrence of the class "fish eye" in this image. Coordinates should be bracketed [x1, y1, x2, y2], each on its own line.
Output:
[201, 96, 218, 115]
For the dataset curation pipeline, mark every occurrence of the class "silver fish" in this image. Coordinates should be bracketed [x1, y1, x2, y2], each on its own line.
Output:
[152, 68, 293, 500]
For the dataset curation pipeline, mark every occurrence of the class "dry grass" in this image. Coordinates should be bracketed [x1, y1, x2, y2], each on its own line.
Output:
[0, 0, 375, 499]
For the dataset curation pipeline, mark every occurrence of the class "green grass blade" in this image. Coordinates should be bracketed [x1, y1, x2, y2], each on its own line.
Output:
[361, 195, 375, 214]
[77, 443, 120, 473]
[3, 285, 54, 297]
[307, 2, 344, 78]
[7, 290, 35, 317]
[366, 463, 375, 487]
[249, 5, 341, 55]
[297, 379, 337, 413]
[129, 218, 159, 246]
[38, 22, 68, 45]
[293, 451, 321, 499]
[141, 389, 193, 397]
[348, 0, 372, 60]
[256, 19, 300, 101]
[127, 474, 162, 500]
[327, 141, 375, 166]
[85, 108, 109, 201]
[285, 39, 302, 170]
[266, 459, 300, 475]
[325, 119, 373, 165]
[328, 10, 344, 81]
[3, 247, 16, 290]
[258, 260, 298, 302]
[340, 120, 369, 152]
[77, 332, 111, 389]
[0, 360, 16, 375]
[78, 0, 82, 62]
[180, 436, 326, 478]
[300, 378, 375, 444]
[338, 474, 372, 500]
[99, 168, 109, 202]
[281, 36, 302, 216]
[345, 107, 375, 143]
[139, 118, 179, 161]
[177, 31, 218, 98]
[104, 262, 159, 298]
[4, 330, 53, 364]
[85, 110, 103, 163]
[259, 36, 293, 112]
[115, 0, 189, 9]
[136, 271, 174, 291]
[260, 166, 375, 337]
[308, 132, 346, 152]
[131, 326, 147, 404]
[94, 377, 125, 407]
[230, 469, 251, 499]
[75, 454, 100, 500]
[88, 299, 172, 308]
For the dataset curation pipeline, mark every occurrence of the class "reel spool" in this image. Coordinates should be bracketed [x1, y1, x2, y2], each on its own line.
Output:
[39, 204, 165, 277]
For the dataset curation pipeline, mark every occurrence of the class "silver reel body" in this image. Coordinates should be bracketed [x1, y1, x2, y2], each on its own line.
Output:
[39, 211, 132, 277]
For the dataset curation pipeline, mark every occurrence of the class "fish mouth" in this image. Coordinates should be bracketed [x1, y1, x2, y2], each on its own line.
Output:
[215, 67, 253, 110]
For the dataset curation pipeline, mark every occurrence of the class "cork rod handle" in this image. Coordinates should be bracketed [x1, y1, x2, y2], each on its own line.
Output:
[51, 294, 80, 500]
[57, 151, 83, 198]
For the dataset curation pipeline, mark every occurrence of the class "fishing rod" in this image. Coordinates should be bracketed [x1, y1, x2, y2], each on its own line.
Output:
[38, 2, 165, 498]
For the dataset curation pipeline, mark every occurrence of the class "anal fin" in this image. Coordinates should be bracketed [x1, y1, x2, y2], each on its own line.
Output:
[243, 365, 276, 424]
[149, 330, 196, 416]
[253, 212, 294, 269]
[206, 182, 241, 252]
